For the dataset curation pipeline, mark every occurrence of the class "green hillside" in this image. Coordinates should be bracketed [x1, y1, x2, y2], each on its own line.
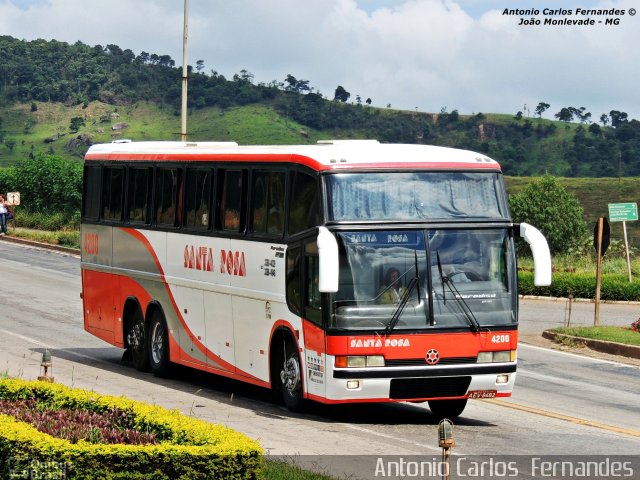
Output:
[0, 101, 322, 166]
[0, 35, 638, 249]
[2, 35, 640, 176]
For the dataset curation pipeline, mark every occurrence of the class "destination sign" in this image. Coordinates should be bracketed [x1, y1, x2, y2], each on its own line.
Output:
[341, 231, 422, 247]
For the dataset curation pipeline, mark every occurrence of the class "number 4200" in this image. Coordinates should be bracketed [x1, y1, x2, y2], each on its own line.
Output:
[491, 334, 510, 344]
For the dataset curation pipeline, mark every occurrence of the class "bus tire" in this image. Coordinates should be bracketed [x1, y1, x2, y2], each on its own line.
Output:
[148, 311, 171, 378]
[428, 399, 467, 419]
[129, 308, 150, 372]
[280, 340, 305, 412]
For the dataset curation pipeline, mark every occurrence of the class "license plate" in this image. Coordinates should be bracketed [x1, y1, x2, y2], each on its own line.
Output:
[468, 390, 497, 399]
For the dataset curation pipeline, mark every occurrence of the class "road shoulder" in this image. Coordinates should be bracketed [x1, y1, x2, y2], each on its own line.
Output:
[519, 333, 640, 367]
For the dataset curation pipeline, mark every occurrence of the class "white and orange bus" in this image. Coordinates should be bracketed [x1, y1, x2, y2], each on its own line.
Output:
[81, 140, 551, 417]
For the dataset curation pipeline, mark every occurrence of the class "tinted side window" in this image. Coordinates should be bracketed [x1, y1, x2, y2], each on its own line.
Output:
[156, 168, 182, 227]
[220, 170, 245, 232]
[102, 166, 124, 221]
[289, 171, 320, 235]
[305, 241, 322, 325]
[128, 167, 151, 224]
[252, 171, 285, 236]
[83, 165, 101, 220]
[286, 244, 302, 316]
[185, 168, 213, 230]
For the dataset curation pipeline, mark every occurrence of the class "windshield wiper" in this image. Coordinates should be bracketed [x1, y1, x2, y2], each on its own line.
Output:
[436, 251, 481, 332]
[385, 251, 423, 335]
[384, 276, 418, 335]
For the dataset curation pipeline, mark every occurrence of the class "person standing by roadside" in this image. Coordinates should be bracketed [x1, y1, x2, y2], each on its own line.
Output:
[0, 194, 9, 236]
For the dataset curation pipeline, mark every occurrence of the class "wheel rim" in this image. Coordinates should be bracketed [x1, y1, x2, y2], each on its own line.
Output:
[281, 356, 301, 396]
[151, 322, 164, 364]
[130, 321, 144, 352]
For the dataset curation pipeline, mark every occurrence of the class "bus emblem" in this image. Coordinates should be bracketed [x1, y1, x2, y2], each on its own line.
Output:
[426, 349, 440, 365]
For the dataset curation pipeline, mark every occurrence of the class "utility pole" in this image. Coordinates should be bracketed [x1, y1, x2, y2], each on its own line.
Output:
[181, 0, 189, 141]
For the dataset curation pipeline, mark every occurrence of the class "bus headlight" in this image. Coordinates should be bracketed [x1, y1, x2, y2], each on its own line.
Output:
[348, 356, 366, 367]
[477, 350, 515, 363]
[335, 355, 385, 368]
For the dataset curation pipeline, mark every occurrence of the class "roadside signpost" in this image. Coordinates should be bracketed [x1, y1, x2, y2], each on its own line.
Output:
[5, 191, 20, 232]
[608, 202, 638, 282]
[6, 192, 20, 206]
[593, 217, 609, 326]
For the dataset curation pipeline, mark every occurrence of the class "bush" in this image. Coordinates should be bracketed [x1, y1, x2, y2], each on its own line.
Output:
[519, 271, 640, 301]
[2, 153, 82, 216]
[510, 175, 588, 255]
[0, 379, 262, 480]
[8, 208, 80, 232]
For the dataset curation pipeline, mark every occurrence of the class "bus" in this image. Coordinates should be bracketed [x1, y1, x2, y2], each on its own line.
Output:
[81, 140, 551, 418]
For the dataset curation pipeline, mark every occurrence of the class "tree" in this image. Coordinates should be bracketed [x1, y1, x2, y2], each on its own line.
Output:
[609, 110, 628, 128]
[509, 174, 588, 255]
[588, 122, 601, 136]
[554, 108, 573, 122]
[334, 85, 350, 103]
[599, 113, 609, 126]
[284, 74, 310, 93]
[535, 102, 550, 118]
[69, 116, 85, 133]
[569, 106, 591, 124]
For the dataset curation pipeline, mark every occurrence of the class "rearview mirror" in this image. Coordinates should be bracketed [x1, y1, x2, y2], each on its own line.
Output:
[317, 227, 339, 293]
[518, 223, 552, 286]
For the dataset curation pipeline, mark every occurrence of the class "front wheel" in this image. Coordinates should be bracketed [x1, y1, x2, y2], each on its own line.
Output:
[428, 399, 467, 419]
[148, 312, 171, 377]
[280, 343, 305, 412]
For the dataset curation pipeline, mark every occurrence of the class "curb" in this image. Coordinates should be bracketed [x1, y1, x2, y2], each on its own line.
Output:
[542, 330, 640, 359]
[0, 235, 80, 256]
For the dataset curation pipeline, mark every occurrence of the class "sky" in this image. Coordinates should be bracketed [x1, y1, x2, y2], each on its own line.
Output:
[1, 0, 638, 121]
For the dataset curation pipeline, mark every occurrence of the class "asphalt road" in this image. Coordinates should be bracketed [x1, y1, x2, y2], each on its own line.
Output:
[1, 240, 639, 479]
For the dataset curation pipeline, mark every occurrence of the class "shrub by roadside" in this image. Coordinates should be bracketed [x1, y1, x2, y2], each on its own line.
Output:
[519, 271, 640, 301]
[3, 228, 80, 249]
[0, 379, 262, 480]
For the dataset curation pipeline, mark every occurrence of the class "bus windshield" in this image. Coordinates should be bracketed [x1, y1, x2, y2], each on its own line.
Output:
[326, 172, 507, 221]
[330, 229, 516, 331]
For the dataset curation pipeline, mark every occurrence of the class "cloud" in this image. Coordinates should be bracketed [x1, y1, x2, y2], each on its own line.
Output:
[0, 0, 638, 119]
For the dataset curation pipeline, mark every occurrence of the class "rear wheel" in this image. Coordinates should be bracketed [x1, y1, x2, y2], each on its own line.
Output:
[280, 340, 305, 412]
[428, 399, 467, 419]
[148, 311, 171, 377]
[128, 309, 150, 372]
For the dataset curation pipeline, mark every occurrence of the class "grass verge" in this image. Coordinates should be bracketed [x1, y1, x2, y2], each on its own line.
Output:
[263, 460, 337, 480]
[4, 227, 80, 249]
[549, 326, 640, 346]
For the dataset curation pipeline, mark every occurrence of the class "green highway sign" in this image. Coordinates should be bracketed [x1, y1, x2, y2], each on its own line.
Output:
[608, 202, 638, 222]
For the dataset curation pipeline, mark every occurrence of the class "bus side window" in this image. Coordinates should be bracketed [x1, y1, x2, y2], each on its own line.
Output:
[219, 169, 246, 232]
[102, 166, 124, 222]
[185, 168, 213, 230]
[156, 167, 182, 227]
[83, 165, 101, 221]
[305, 241, 322, 325]
[289, 171, 319, 235]
[128, 167, 151, 224]
[252, 170, 285, 236]
[286, 244, 302, 316]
